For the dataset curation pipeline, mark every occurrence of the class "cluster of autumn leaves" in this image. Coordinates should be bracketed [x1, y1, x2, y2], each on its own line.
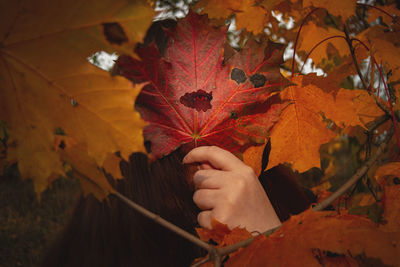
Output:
[0, 0, 400, 265]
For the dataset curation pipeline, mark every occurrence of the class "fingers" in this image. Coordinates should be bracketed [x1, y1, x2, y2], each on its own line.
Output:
[193, 169, 223, 189]
[197, 210, 212, 229]
[183, 146, 243, 171]
[198, 162, 214, 170]
[193, 189, 217, 210]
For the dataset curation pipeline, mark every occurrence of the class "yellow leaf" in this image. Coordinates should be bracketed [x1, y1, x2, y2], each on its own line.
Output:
[102, 153, 123, 180]
[0, 0, 151, 196]
[56, 136, 115, 200]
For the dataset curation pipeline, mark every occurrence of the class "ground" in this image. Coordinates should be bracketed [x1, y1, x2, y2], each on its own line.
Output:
[0, 165, 80, 267]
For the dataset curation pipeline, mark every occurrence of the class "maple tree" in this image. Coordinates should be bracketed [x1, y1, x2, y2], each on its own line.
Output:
[1, 0, 400, 266]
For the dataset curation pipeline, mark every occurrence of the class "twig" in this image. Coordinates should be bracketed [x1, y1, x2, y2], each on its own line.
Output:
[113, 191, 214, 253]
[191, 256, 212, 267]
[343, 26, 369, 91]
[299, 35, 346, 73]
[368, 114, 391, 131]
[190, 226, 280, 267]
[357, 3, 400, 26]
[312, 126, 394, 211]
[218, 226, 279, 256]
[291, 8, 320, 77]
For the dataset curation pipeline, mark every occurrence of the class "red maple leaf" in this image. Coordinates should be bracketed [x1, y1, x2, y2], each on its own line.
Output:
[117, 12, 288, 158]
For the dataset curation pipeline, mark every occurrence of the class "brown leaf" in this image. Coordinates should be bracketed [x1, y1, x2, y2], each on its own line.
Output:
[375, 162, 400, 187]
[382, 185, 400, 232]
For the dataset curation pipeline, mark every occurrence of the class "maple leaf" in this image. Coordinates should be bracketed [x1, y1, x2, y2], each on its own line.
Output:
[267, 76, 337, 172]
[375, 162, 400, 186]
[367, 4, 400, 26]
[196, 0, 268, 34]
[382, 185, 400, 232]
[223, 209, 400, 266]
[297, 22, 349, 67]
[117, 12, 288, 158]
[243, 144, 266, 176]
[196, 218, 252, 246]
[267, 74, 384, 172]
[359, 26, 400, 82]
[54, 136, 116, 200]
[0, 0, 152, 196]
[194, 218, 253, 266]
[302, 0, 357, 22]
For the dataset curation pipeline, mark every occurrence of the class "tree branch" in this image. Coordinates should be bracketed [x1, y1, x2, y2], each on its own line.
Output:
[312, 126, 394, 211]
[190, 226, 280, 267]
[113, 191, 214, 253]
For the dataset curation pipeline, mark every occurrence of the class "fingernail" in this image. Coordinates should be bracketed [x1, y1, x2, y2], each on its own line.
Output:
[182, 156, 187, 164]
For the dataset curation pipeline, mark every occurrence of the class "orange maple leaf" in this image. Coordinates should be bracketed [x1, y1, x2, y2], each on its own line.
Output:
[225, 209, 400, 266]
[268, 76, 337, 172]
[197, 0, 269, 34]
[297, 22, 348, 67]
[302, 0, 357, 22]
[268, 74, 383, 172]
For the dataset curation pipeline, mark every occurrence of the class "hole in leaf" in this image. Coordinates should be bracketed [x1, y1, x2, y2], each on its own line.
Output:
[54, 127, 66, 136]
[180, 89, 213, 112]
[230, 111, 238, 119]
[102, 22, 128, 45]
[70, 98, 78, 107]
[394, 177, 400, 185]
[249, 73, 266, 88]
[88, 51, 118, 71]
[230, 68, 247, 84]
[58, 140, 66, 150]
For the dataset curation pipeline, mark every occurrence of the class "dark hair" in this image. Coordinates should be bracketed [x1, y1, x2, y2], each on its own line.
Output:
[42, 149, 204, 267]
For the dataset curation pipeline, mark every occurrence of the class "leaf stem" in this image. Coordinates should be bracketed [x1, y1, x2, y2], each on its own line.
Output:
[291, 8, 320, 77]
[343, 26, 369, 91]
[344, 34, 400, 148]
[299, 35, 346, 73]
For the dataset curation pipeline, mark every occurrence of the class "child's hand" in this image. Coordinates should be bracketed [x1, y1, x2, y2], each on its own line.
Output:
[183, 146, 281, 234]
